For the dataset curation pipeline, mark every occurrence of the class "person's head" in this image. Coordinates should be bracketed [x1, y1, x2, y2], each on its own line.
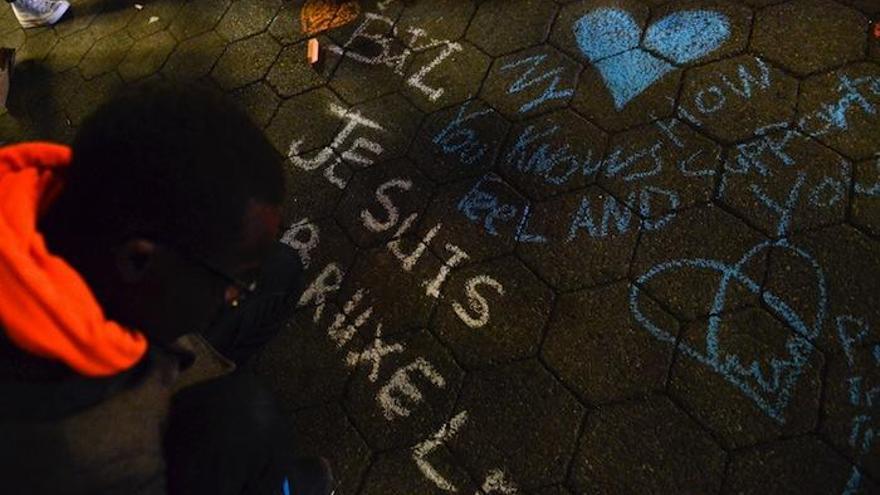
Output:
[40, 83, 286, 343]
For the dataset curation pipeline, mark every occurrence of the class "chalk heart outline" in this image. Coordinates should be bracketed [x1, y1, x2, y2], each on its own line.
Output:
[629, 240, 827, 423]
[574, 8, 731, 110]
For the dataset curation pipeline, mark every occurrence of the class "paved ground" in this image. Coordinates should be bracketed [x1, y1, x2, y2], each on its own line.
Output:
[3, 0, 880, 493]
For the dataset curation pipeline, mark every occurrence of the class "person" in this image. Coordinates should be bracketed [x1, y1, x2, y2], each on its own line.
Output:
[0, 83, 332, 495]
[6, 0, 69, 28]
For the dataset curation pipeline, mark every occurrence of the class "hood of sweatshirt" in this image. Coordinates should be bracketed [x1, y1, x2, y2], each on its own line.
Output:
[0, 142, 147, 377]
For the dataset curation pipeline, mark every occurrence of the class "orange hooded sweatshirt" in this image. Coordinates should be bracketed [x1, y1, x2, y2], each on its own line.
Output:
[0, 141, 147, 377]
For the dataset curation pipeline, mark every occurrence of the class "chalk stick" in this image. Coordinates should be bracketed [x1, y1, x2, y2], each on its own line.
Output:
[308, 38, 320, 65]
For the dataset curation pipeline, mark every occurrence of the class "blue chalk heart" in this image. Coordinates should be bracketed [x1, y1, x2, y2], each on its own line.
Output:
[630, 239, 826, 422]
[574, 8, 730, 110]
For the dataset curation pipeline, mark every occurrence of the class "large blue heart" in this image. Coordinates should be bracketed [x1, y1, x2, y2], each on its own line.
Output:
[574, 8, 731, 110]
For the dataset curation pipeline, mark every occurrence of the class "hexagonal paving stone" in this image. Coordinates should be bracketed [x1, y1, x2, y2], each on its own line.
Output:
[270, 92, 418, 186]
[44, 28, 96, 72]
[751, 0, 867, 77]
[647, 0, 753, 65]
[822, 344, 880, 481]
[573, 62, 680, 132]
[329, 51, 411, 106]
[670, 307, 824, 449]
[161, 31, 226, 81]
[288, 403, 372, 495]
[252, 306, 352, 412]
[52, 0, 102, 39]
[117, 30, 176, 82]
[360, 447, 477, 495]
[724, 436, 877, 494]
[554, 0, 751, 71]
[335, 159, 434, 248]
[599, 117, 719, 222]
[283, 154, 354, 225]
[569, 396, 726, 493]
[287, 219, 357, 297]
[419, 174, 526, 266]
[481, 44, 581, 121]
[4, 62, 65, 132]
[498, 109, 608, 201]
[518, 186, 640, 291]
[211, 32, 281, 91]
[344, 328, 465, 450]
[266, 40, 334, 98]
[267, 0, 309, 45]
[677, 55, 799, 144]
[558, 0, 687, 131]
[449, 359, 585, 489]
[215, 0, 280, 42]
[431, 256, 554, 369]
[0, 113, 33, 145]
[798, 62, 880, 162]
[335, 244, 443, 337]
[853, 156, 880, 236]
[321, 1, 398, 46]
[229, 81, 279, 129]
[0, 3, 15, 33]
[764, 225, 880, 353]
[631, 204, 768, 321]
[78, 31, 135, 79]
[401, 40, 491, 113]
[0, 28, 25, 51]
[125, 0, 182, 40]
[264, 87, 346, 156]
[395, 0, 476, 45]
[409, 99, 510, 184]
[325, 12, 410, 105]
[467, 0, 557, 57]
[18, 29, 58, 62]
[59, 71, 122, 125]
[87, 6, 138, 41]
[168, 0, 231, 41]
[543, 281, 677, 404]
[551, 0, 649, 64]
[719, 129, 852, 237]
[347, 93, 424, 164]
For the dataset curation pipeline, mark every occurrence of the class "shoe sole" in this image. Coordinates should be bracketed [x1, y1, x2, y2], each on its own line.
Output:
[17, 1, 69, 28]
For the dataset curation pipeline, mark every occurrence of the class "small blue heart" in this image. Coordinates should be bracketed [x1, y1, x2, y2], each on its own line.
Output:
[575, 8, 730, 110]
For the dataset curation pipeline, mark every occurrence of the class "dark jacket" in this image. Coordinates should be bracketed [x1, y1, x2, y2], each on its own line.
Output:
[0, 332, 235, 494]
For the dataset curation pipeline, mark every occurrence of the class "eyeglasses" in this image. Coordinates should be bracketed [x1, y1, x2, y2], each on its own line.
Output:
[167, 244, 258, 308]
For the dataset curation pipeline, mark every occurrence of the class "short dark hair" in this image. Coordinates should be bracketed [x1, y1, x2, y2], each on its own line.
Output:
[45, 82, 285, 256]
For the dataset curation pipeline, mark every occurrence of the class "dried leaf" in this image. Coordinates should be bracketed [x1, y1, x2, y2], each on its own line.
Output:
[300, 0, 360, 36]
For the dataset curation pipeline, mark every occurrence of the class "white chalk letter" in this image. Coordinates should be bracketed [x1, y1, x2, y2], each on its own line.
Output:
[362, 178, 413, 233]
[451, 275, 505, 329]
[412, 411, 469, 492]
[377, 358, 446, 419]
[298, 262, 344, 322]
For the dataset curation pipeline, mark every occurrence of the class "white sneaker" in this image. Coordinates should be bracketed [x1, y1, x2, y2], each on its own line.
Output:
[10, 0, 70, 28]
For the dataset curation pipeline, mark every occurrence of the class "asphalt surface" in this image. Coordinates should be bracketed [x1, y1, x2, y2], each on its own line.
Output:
[2, 0, 880, 493]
